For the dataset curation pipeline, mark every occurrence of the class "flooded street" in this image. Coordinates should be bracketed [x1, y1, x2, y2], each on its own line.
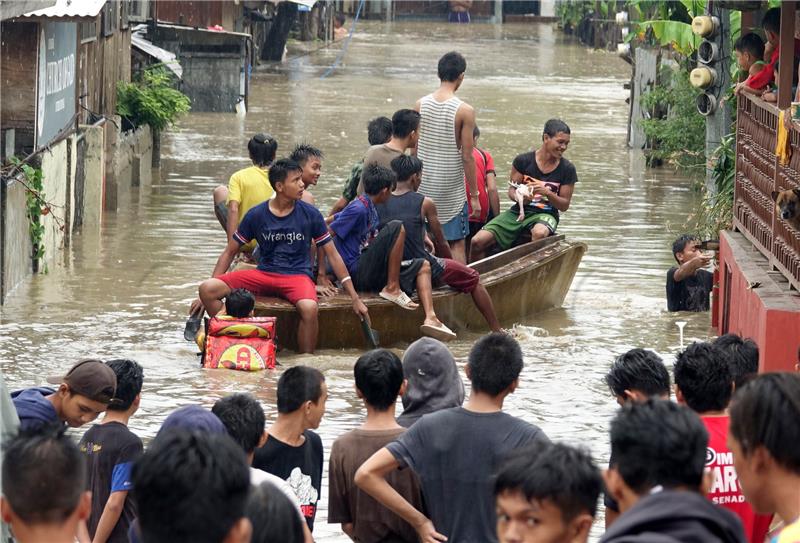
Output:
[1, 21, 713, 540]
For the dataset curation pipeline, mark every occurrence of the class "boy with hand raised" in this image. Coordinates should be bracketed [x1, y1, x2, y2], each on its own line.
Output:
[328, 349, 423, 542]
[198, 158, 368, 353]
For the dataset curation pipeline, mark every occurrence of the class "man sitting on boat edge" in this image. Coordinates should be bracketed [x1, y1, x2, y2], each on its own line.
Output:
[197, 158, 369, 354]
[378, 154, 502, 333]
[326, 164, 458, 342]
[469, 119, 577, 262]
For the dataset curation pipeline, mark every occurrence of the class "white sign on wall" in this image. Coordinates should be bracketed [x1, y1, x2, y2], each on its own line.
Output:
[37, 21, 77, 147]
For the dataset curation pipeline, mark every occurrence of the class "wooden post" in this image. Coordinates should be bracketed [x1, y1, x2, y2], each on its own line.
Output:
[777, 2, 796, 110]
[741, 10, 755, 34]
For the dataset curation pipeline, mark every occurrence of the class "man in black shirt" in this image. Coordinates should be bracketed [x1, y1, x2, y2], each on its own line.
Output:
[470, 119, 577, 262]
[252, 366, 325, 532]
[666, 235, 714, 312]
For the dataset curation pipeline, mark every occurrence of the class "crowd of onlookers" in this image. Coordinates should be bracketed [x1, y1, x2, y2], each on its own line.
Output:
[2, 331, 800, 543]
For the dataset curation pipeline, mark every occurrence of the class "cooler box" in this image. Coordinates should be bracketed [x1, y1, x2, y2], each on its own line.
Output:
[202, 316, 277, 371]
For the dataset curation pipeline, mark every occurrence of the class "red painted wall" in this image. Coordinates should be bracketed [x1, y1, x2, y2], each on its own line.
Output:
[718, 232, 800, 372]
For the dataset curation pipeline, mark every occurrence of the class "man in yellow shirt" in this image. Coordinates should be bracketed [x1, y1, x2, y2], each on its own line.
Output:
[213, 133, 278, 255]
[186, 134, 277, 341]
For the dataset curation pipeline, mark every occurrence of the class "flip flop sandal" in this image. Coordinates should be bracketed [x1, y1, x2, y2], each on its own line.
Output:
[419, 322, 457, 342]
[183, 307, 204, 342]
[379, 290, 418, 310]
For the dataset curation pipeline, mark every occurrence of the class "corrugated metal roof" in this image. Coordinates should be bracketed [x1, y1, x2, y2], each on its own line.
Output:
[131, 32, 183, 79]
[19, 0, 106, 19]
[1, 1, 56, 21]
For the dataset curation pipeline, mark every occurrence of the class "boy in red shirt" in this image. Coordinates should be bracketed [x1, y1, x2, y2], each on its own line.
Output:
[466, 126, 500, 251]
[674, 342, 772, 543]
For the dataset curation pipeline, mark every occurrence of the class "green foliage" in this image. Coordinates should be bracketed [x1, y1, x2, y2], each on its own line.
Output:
[687, 133, 735, 237]
[9, 157, 46, 271]
[640, 66, 706, 170]
[556, 1, 594, 31]
[117, 67, 191, 132]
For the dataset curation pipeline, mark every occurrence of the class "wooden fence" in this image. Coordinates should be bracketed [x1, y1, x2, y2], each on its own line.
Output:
[735, 93, 800, 290]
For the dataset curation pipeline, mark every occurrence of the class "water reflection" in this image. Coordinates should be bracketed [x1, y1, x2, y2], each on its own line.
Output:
[0, 21, 712, 541]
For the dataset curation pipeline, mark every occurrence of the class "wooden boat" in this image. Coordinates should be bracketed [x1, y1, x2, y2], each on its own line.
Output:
[254, 235, 587, 351]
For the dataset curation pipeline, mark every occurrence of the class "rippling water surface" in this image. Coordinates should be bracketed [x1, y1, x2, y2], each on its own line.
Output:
[1, 21, 714, 541]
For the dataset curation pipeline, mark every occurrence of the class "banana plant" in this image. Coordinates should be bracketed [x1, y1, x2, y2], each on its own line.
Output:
[625, 0, 740, 58]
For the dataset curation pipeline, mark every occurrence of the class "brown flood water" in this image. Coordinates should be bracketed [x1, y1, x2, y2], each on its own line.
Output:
[1, 21, 714, 540]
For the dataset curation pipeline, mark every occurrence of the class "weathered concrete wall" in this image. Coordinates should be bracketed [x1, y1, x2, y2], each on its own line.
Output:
[38, 136, 77, 269]
[80, 125, 105, 228]
[180, 55, 241, 112]
[1, 177, 31, 300]
[1, 123, 154, 303]
[105, 123, 152, 211]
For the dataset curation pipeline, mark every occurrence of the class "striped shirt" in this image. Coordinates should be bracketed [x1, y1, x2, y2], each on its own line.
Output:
[418, 94, 467, 223]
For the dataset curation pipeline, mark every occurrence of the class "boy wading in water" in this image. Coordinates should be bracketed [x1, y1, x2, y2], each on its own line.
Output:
[328, 350, 423, 542]
[470, 119, 577, 262]
[198, 159, 368, 354]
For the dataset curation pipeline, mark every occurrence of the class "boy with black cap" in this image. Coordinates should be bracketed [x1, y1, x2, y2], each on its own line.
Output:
[11, 359, 117, 433]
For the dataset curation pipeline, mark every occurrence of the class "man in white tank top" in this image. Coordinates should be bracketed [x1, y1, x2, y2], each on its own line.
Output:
[415, 51, 480, 264]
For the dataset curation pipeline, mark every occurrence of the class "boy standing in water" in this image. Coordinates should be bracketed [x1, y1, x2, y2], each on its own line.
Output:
[674, 343, 772, 543]
[198, 159, 368, 354]
[356, 334, 549, 543]
[328, 350, 423, 542]
[665, 234, 713, 312]
[253, 367, 326, 533]
[416, 51, 480, 263]
[78, 359, 144, 543]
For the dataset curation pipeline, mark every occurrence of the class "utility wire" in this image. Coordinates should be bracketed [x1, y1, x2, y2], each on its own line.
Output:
[320, 0, 365, 79]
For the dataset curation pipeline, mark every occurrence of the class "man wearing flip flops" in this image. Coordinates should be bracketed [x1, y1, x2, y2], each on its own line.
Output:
[326, 164, 457, 342]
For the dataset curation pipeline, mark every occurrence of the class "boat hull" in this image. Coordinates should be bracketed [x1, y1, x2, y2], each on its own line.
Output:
[254, 236, 587, 351]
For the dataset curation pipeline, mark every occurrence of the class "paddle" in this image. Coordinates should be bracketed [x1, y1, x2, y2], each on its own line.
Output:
[360, 317, 380, 349]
